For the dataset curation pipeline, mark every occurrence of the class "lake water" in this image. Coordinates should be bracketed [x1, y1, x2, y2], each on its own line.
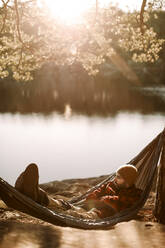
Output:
[1, 111, 165, 185]
[0, 79, 165, 185]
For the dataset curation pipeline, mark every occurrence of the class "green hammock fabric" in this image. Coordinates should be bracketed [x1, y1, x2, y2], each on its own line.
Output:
[0, 129, 164, 229]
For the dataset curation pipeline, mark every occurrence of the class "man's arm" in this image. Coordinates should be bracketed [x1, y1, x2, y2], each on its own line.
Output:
[86, 183, 108, 200]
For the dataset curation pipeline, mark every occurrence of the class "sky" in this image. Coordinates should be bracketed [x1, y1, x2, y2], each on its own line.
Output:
[37, 0, 143, 24]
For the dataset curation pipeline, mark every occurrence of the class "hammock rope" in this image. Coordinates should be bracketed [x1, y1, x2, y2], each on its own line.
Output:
[0, 129, 164, 229]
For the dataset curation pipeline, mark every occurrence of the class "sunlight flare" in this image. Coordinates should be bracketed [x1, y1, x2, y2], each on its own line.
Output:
[37, 0, 142, 24]
[38, 0, 94, 24]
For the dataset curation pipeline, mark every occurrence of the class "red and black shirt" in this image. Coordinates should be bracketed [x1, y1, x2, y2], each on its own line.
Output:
[86, 180, 142, 218]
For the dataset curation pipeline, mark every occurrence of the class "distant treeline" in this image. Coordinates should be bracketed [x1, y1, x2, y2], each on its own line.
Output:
[0, 68, 164, 116]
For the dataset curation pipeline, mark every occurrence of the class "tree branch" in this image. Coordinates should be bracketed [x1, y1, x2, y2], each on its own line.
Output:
[14, 0, 24, 44]
[140, 0, 147, 34]
[0, 0, 10, 33]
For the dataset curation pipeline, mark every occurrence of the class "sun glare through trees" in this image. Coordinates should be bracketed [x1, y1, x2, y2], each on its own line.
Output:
[37, 0, 93, 24]
[37, 0, 142, 24]
[0, 0, 164, 81]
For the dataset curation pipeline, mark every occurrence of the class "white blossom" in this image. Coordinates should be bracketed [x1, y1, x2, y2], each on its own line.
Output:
[0, 1, 164, 80]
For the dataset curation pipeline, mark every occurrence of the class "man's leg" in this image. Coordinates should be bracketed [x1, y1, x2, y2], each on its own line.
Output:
[77, 199, 117, 218]
[15, 164, 72, 210]
[15, 164, 100, 219]
[15, 163, 49, 206]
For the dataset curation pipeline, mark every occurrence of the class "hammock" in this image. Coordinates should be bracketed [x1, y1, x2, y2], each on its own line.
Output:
[0, 129, 164, 229]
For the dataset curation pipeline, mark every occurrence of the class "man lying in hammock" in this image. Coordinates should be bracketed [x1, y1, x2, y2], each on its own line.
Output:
[15, 163, 142, 219]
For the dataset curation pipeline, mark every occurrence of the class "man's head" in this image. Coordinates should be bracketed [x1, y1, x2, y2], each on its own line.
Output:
[114, 164, 138, 188]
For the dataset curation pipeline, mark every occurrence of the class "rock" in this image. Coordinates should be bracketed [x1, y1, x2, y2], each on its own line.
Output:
[0, 220, 165, 248]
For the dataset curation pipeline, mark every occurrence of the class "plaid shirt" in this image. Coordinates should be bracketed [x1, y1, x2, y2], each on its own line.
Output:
[86, 181, 142, 218]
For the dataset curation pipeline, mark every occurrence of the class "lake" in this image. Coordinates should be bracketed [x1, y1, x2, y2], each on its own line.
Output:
[0, 79, 165, 185]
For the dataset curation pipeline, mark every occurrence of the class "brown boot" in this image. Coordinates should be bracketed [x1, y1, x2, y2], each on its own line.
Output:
[15, 163, 49, 206]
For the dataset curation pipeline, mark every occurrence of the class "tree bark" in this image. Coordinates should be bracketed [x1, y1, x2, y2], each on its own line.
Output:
[140, 0, 147, 34]
[154, 136, 165, 224]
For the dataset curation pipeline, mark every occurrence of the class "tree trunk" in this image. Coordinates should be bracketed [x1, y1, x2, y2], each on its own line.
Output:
[154, 138, 165, 224]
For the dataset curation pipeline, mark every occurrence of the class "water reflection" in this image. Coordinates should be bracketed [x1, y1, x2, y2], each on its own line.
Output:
[0, 75, 165, 116]
[64, 104, 72, 120]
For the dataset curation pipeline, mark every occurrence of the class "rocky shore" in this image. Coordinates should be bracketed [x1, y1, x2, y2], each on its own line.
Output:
[0, 175, 164, 248]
